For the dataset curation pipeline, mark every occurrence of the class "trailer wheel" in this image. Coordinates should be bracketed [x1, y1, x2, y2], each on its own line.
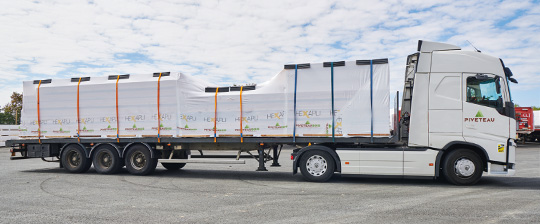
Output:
[161, 163, 186, 171]
[92, 145, 122, 174]
[125, 145, 157, 175]
[299, 150, 335, 182]
[442, 149, 483, 185]
[61, 145, 91, 173]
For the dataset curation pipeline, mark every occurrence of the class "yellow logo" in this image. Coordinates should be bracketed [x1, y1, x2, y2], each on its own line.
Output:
[498, 144, 505, 153]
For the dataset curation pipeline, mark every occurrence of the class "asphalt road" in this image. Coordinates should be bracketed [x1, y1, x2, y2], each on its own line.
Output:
[1, 144, 540, 224]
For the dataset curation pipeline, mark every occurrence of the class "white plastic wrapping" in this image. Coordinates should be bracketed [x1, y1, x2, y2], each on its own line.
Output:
[20, 60, 390, 139]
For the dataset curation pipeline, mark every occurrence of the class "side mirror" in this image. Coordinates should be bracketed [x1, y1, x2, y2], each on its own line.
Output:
[496, 97, 504, 113]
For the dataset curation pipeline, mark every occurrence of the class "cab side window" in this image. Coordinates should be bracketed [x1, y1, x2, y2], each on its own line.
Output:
[466, 75, 503, 109]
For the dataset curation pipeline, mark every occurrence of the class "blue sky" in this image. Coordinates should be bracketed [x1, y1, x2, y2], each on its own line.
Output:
[0, 0, 539, 107]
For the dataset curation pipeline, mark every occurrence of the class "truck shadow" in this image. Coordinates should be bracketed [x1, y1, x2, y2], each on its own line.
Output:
[21, 167, 540, 190]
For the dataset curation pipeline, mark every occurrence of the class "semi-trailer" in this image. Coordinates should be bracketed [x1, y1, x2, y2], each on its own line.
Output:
[515, 107, 535, 142]
[7, 40, 518, 185]
[516, 107, 540, 142]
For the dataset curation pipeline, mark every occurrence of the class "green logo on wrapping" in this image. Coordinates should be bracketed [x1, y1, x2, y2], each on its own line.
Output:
[475, 110, 484, 118]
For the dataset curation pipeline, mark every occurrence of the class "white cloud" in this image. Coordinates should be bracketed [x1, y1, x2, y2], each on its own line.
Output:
[0, 0, 539, 107]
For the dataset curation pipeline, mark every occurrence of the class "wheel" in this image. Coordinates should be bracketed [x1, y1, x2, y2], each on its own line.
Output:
[124, 145, 157, 175]
[161, 163, 186, 170]
[299, 150, 335, 182]
[442, 149, 483, 185]
[61, 144, 91, 173]
[92, 145, 122, 174]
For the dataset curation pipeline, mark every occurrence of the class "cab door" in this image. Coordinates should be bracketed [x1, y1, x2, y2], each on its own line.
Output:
[462, 73, 510, 163]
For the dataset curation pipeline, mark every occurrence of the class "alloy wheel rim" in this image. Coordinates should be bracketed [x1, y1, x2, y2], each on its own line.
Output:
[306, 155, 327, 177]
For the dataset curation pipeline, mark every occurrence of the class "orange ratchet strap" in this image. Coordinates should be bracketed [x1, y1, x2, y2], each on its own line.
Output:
[115, 75, 120, 143]
[214, 87, 219, 142]
[37, 80, 42, 144]
[240, 86, 243, 143]
[76, 77, 82, 142]
[157, 73, 162, 143]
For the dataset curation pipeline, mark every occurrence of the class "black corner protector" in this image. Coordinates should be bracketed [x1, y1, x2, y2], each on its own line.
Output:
[356, 58, 389, 65]
[323, 61, 346, 67]
[356, 60, 370, 65]
[284, 63, 310, 69]
[70, 77, 91, 82]
[33, 79, 52, 84]
[205, 87, 230, 93]
[153, 72, 171, 77]
[417, 40, 423, 52]
[230, 85, 256, 91]
[108, 74, 130, 80]
[372, 58, 389, 64]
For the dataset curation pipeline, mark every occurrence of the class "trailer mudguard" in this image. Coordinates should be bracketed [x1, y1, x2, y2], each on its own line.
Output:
[123, 142, 157, 158]
[60, 143, 89, 158]
[90, 143, 122, 158]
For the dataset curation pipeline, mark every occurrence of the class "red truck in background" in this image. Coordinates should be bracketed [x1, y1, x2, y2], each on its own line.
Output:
[515, 107, 539, 142]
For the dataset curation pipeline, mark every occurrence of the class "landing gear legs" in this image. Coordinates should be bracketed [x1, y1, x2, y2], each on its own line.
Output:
[271, 145, 281, 167]
[256, 149, 268, 171]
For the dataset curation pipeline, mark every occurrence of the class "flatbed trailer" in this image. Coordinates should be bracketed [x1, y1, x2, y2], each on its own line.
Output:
[7, 40, 519, 185]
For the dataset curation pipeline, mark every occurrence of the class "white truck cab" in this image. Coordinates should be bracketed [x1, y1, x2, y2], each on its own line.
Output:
[403, 40, 516, 182]
[330, 40, 517, 185]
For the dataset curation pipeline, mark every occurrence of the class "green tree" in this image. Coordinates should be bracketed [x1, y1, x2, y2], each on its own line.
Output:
[3, 92, 22, 124]
[0, 107, 16, 124]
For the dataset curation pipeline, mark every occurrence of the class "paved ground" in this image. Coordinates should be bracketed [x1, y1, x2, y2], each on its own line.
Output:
[1, 143, 540, 224]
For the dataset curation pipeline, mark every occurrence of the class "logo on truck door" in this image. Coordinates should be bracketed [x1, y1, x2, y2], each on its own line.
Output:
[498, 144, 505, 153]
[464, 110, 495, 123]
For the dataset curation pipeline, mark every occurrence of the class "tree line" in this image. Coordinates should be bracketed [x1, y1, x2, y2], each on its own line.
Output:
[0, 92, 22, 125]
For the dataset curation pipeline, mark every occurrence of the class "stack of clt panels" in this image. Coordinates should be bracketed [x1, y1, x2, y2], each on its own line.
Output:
[19, 59, 390, 139]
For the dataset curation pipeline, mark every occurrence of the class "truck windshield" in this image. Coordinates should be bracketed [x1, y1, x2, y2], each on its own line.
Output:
[466, 76, 503, 109]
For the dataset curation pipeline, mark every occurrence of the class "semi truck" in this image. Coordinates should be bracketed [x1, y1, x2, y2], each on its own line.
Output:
[7, 40, 518, 185]
[516, 107, 539, 142]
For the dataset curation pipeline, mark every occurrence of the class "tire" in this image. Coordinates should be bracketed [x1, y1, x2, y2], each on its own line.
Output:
[92, 145, 122, 174]
[161, 163, 186, 171]
[442, 149, 483, 185]
[124, 145, 157, 175]
[299, 150, 335, 182]
[61, 144, 91, 173]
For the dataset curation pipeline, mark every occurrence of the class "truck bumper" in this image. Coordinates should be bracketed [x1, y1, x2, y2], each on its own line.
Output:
[487, 163, 516, 176]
